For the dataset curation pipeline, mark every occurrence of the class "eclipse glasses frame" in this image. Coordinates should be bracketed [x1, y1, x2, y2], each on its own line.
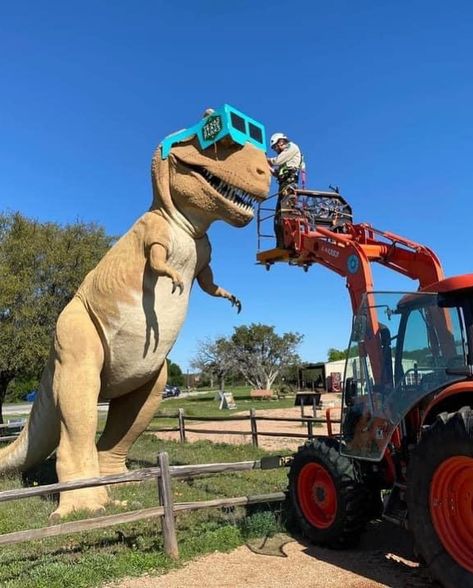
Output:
[160, 104, 266, 159]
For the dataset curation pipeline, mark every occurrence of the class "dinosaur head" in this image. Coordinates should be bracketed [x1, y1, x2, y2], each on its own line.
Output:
[151, 106, 271, 236]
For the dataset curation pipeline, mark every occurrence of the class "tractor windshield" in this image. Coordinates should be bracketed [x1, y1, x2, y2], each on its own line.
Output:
[341, 291, 467, 461]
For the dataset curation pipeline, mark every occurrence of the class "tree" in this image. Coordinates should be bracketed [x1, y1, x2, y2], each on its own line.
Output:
[230, 323, 303, 390]
[167, 359, 184, 387]
[191, 336, 234, 391]
[0, 212, 114, 421]
[327, 347, 348, 361]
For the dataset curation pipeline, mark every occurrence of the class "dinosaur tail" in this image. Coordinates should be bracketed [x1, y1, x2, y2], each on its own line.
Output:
[0, 357, 60, 473]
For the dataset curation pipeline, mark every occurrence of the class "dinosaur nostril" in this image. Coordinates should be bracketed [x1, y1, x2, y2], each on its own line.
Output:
[256, 166, 267, 176]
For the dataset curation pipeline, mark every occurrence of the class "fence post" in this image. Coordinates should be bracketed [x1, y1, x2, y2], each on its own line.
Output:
[157, 451, 179, 560]
[178, 408, 186, 443]
[250, 409, 258, 448]
[300, 400, 305, 423]
[307, 419, 313, 439]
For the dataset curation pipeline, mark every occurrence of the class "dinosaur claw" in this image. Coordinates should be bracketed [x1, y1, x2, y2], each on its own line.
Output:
[230, 296, 242, 313]
[173, 283, 184, 294]
[170, 272, 184, 294]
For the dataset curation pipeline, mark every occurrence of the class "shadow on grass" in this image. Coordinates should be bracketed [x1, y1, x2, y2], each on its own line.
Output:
[125, 457, 156, 469]
[165, 395, 215, 405]
[21, 456, 59, 501]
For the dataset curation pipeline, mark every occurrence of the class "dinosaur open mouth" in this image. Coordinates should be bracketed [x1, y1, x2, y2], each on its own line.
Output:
[196, 166, 258, 212]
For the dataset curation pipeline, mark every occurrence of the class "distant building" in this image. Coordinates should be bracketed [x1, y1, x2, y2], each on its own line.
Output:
[298, 360, 345, 392]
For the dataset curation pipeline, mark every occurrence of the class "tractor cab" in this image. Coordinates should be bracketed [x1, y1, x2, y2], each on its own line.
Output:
[341, 280, 473, 461]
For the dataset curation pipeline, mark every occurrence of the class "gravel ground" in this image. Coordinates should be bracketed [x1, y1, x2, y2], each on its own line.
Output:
[108, 522, 433, 588]
[107, 402, 434, 588]
[156, 402, 342, 451]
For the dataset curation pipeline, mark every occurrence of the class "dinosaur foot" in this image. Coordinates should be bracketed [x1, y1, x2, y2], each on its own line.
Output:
[49, 487, 109, 523]
[49, 502, 106, 524]
[110, 499, 128, 508]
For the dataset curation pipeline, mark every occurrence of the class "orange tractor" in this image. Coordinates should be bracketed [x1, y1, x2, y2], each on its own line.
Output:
[257, 189, 473, 587]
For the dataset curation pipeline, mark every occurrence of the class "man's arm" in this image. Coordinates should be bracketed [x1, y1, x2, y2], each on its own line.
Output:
[268, 143, 299, 166]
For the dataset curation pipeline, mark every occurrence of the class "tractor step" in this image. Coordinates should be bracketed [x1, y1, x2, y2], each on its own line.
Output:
[260, 455, 293, 470]
[382, 482, 408, 527]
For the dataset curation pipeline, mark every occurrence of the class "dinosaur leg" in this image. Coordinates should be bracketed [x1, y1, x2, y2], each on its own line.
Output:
[50, 299, 107, 522]
[96, 361, 167, 475]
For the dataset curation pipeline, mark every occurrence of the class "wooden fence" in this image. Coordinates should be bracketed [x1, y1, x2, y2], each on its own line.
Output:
[149, 408, 341, 447]
[0, 409, 341, 445]
[0, 420, 27, 443]
[0, 451, 286, 559]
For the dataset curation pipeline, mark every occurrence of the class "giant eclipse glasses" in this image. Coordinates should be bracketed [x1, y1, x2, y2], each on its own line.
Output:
[160, 104, 266, 159]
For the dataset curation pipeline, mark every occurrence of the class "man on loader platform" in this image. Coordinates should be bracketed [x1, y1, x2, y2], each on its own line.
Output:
[267, 133, 305, 247]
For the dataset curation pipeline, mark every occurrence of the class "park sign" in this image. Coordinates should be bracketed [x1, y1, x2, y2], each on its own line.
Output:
[219, 391, 237, 410]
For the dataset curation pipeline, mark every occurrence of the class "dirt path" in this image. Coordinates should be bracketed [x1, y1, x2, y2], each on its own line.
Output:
[109, 522, 432, 588]
[157, 401, 342, 451]
[108, 402, 433, 588]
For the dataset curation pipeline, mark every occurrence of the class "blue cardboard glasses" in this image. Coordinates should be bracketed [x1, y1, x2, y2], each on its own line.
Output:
[160, 104, 266, 159]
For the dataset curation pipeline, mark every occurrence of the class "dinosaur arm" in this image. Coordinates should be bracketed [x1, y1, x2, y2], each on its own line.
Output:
[149, 243, 184, 293]
[196, 264, 241, 313]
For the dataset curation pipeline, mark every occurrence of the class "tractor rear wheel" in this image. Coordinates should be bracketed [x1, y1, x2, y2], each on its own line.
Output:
[287, 437, 373, 548]
[407, 406, 473, 588]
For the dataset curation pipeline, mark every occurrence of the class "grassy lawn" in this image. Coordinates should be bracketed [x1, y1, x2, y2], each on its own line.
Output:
[0, 435, 290, 588]
[150, 386, 296, 428]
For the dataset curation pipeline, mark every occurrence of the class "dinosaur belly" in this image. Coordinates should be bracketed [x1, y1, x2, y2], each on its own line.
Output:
[97, 231, 204, 398]
[100, 281, 191, 396]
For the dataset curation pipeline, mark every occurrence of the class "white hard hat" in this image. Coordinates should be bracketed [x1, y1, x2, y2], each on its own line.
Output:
[270, 133, 288, 148]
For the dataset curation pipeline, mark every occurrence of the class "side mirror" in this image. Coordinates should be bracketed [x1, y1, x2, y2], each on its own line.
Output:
[344, 377, 358, 406]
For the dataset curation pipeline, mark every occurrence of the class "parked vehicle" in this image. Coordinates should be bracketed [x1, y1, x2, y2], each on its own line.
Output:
[163, 384, 181, 399]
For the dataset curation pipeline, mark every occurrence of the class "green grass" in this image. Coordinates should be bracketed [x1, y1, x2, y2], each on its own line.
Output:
[0, 436, 290, 588]
[151, 385, 296, 428]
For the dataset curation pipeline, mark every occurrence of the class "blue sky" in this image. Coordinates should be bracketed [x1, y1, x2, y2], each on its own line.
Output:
[2, 1, 473, 371]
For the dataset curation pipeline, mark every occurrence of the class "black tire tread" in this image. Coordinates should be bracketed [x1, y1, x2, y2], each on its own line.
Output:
[288, 437, 372, 549]
[407, 406, 473, 588]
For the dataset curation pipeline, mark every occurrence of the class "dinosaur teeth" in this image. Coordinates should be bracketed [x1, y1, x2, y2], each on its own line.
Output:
[200, 167, 256, 212]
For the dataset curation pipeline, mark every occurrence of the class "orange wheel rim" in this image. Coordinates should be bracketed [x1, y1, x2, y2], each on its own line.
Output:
[297, 462, 337, 528]
[430, 455, 473, 572]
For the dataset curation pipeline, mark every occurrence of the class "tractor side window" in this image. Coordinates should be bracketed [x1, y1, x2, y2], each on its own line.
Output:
[401, 305, 466, 391]
[401, 308, 432, 378]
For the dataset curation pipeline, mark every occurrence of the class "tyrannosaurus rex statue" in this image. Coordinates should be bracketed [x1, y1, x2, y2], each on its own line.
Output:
[0, 110, 270, 520]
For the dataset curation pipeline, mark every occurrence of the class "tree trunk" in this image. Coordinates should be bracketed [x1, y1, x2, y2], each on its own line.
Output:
[267, 372, 278, 390]
[0, 373, 14, 425]
[219, 373, 225, 392]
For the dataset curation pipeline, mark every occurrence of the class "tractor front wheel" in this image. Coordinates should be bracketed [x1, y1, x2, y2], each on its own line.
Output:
[288, 438, 373, 548]
[407, 406, 473, 588]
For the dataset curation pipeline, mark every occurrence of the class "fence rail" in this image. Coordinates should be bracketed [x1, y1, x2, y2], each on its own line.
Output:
[1, 408, 341, 447]
[152, 408, 341, 447]
[0, 452, 285, 557]
[0, 405, 343, 556]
